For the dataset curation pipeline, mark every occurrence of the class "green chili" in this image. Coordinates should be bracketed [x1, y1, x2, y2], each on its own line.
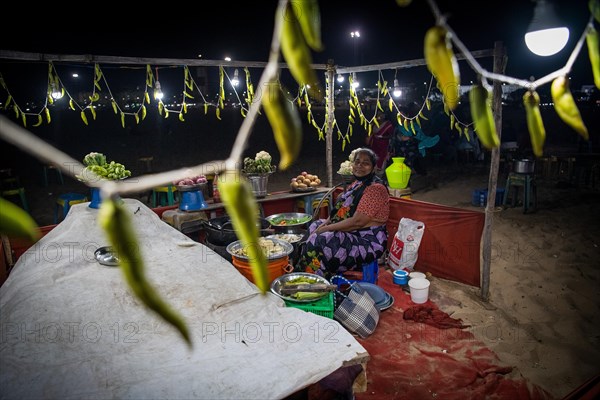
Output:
[99, 198, 191, 346]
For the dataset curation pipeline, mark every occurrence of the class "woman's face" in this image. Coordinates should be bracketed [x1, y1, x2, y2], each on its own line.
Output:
[352, 152, 374, 177]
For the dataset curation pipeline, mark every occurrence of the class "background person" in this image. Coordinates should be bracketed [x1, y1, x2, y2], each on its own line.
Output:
[296, 148, 390, 278]
[366, 111, 395, 173]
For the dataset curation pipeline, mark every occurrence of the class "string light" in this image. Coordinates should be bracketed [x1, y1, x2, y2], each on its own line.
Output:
[392, 70, 401, 98]
[351, 72, 359, 89]
[154, 81, 164, 100]
[154, 67, 164, 100]
[231, 69, 240, 87]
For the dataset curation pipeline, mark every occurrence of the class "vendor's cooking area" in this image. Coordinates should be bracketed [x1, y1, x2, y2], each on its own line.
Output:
[153, 177, 485, 342]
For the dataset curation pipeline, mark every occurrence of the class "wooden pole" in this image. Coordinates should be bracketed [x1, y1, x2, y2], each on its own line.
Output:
[325, 62, 335, 188]
[481, 41, 507, 301]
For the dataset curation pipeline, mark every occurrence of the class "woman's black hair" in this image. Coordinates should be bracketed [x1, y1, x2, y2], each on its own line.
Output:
[352, 147, 378, 167]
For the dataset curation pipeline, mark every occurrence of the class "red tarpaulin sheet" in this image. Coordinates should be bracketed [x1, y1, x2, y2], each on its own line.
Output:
[386, 197, 485, 287]
[354, 270, 554, 400]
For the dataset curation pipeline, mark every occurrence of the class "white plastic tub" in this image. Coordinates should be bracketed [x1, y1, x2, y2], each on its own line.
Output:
[408, 278, 430, 304]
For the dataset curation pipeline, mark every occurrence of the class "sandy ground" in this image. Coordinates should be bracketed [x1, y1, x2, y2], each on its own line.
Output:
[6, 155, 600, 399]
[406, 163, 600, 398]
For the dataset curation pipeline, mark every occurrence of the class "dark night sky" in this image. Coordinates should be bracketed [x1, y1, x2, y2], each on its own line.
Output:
[1, 0, 595, 91]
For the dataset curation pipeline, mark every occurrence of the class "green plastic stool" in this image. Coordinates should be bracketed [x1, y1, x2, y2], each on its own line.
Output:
[1, 187, 29, 212]
[152, 185, 178, 207]
[43, 165, 64, 186]
[503, 173, 536, 214]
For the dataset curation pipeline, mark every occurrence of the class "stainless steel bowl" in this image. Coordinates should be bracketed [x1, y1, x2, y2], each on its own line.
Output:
[226, 237, 293, 261]
[94, 246, 119, 266]
[270, 272, 330, 303]
[265, 212, 312, 233]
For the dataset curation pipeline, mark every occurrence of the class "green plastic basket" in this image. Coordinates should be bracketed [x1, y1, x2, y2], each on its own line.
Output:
[284, 291, 334, 319]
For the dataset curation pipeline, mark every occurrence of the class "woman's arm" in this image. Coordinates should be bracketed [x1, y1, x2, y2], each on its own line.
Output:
[314, 212, 371, 234]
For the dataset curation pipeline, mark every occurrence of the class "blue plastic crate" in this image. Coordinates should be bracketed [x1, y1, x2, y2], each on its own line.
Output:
[471, 188, 505, 207]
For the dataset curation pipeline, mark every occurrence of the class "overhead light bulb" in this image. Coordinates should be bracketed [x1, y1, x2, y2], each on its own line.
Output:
[524, 0, 570, 56]
[231, 69, 240, 87]
[50, 82, 63, 100]
[337, 74, 344, 83]
[392, 79, 402, 98]
[154, 81, 164, 100]
[350, 73, 360, 89]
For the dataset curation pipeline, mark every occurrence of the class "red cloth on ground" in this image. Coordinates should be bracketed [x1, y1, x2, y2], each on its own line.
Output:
[403, 305, 470, 329]
[354, 269, 555, 400]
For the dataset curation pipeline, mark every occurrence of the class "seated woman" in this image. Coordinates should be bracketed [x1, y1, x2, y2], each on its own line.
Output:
[297, 148, 390, 278]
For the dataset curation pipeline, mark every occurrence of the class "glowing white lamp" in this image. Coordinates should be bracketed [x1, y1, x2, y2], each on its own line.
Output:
[337, 74, 344, 83]
[231, 69, 240, 87]
[50, 83, 63, 100]
[524, 0, 569, 56]
[154, 81, 164, 100]
[392, 79, 402, 98]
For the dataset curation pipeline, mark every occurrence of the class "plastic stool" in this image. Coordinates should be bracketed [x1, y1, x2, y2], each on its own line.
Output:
[1, 187, 29, 212]
[332, 259, 380, 286]
[296, 193, 330, 216]
[42, 165, 64, 186]
[152, 185, 178, 207]
[55, 193, 88, 223]
[138, 156, 154, 173]
[503, 173, 536, 214]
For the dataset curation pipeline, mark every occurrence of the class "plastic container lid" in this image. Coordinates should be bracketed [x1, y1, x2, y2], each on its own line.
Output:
[409, 271, 426, 280]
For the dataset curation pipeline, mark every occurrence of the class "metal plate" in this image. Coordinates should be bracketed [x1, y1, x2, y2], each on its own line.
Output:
[378, 293, 395, 311]
[265, 212, 312, 229]
[265, 233, 304, 244]
[226, 237, 293, 261]
[270, 272, 330, 303]
[355, 282, 387, 304]
[291, 186, 317, 193]
[94, 246, 119, 266]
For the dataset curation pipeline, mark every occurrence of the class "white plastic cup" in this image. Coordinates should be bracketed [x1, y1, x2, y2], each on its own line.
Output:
[408, 278, 430, 304]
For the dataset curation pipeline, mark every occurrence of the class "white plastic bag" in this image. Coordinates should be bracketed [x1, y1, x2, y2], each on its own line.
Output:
[387, 217, 425, 271]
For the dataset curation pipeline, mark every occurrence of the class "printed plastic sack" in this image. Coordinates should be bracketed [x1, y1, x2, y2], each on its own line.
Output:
[387, 217, 425, 271]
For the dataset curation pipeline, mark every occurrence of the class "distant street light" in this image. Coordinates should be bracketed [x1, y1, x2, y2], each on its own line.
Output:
[350, 30, 360, 65]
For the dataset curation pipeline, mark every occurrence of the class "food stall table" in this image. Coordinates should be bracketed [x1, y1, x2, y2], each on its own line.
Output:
[0, 199, 367, 399]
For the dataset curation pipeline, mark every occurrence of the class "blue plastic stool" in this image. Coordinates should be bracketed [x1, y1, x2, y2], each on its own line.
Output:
[296, 193, 330, 216]
[55, 193, 88, 223]
[332, 259, 379, 286]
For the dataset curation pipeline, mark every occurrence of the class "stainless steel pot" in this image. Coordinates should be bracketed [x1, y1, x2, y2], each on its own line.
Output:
[513, 159, 535, 174]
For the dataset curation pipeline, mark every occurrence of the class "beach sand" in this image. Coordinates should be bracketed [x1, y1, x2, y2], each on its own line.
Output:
[406, 162, 600, 398]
